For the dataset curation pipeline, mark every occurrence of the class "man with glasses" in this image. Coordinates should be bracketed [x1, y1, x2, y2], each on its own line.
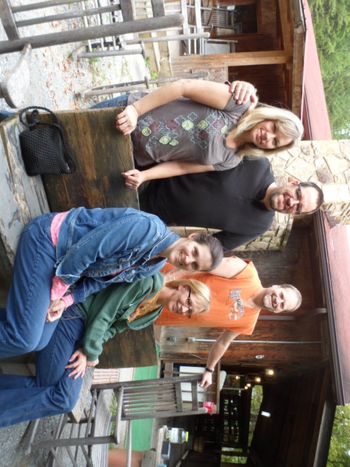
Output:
[157, 256, 302, 388]
[263, 180, 322, 216]
[140, 157, 324, 250]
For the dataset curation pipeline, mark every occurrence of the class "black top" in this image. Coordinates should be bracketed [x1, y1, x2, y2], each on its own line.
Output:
[140, 157, 275, 250]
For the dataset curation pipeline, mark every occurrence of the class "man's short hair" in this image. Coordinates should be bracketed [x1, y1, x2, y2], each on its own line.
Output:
[281, 283, 302, 312]
[300, 181, 324, 214]
[192, 233, 223, 271]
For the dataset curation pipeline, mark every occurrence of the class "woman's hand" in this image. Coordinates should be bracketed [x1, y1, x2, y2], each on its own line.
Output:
[115, 105, 139, 135]
[66, 348, 88, 379]
[46, 299, 65, 322]
[122, 169, 146, 190]
[199, 370, 213, 389]
[228, 80, 258, 106]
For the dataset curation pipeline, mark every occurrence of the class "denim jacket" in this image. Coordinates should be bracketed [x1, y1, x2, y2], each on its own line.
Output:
[54, 207, 179, 303]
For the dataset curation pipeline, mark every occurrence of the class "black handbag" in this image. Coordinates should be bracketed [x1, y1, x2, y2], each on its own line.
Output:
[19, 106, 76, 176]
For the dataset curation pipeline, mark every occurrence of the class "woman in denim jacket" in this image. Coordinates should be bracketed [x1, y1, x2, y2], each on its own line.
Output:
[0, 272, 210, 428]
[0, 207, 222, 358]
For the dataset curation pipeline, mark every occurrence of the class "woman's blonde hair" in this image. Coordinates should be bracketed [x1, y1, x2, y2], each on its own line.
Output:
[166, 279, 211, 315]
[231, 103, 304, 157]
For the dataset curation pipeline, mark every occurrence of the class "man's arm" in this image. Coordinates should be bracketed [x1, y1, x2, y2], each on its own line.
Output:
[200, 330, 239, 388]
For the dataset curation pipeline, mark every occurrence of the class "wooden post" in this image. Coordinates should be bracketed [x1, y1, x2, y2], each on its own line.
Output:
[119, 0, 134, 22]
[78, 47, 144, 59]
[11, 0, 81, 13]
[124, 32, 210, 45]
[172, 50, 292, 70]
[0, 0, 19, 40]
[151, 0, 166, 18]
[16, 4, 121, 28]
[0, 14, 184, 54]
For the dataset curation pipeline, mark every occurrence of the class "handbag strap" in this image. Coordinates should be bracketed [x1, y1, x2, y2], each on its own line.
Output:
[19, 106, 59, 128]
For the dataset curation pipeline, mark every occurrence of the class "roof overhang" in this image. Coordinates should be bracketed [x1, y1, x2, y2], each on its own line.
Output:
[300, 1, 332, 139]
[315, 212, 350, 405]
[290, 0, 306, 115]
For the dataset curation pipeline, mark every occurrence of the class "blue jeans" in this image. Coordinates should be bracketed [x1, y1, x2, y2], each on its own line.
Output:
[0, 306, 85, 427]
[0, 213, 57, 358]
[0, 110, 15, 122]
[91, 94, 129, 109]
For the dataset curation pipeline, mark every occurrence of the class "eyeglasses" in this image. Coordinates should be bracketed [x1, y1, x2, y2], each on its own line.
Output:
[186, 287, 193, 318]
[295, 186, 302, 215]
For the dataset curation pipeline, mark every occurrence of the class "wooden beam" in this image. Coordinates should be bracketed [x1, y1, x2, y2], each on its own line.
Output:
[180, 0, 190, 54]
[194, 0, 203, 33]
[291, 25, 305, 116]
[16, 4, 121, 28]
[173, 50, 292, 69]
[0, 14, 184, 54]
[278, 0, 293, 53]
[12, 0, 79, 13]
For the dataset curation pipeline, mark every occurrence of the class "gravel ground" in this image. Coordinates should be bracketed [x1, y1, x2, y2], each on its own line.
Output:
[0, 4, 147, 112]
[0, 5, 147, 465]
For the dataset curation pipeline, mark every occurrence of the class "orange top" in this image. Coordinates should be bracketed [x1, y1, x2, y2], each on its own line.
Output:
[156, 261, 263, 335]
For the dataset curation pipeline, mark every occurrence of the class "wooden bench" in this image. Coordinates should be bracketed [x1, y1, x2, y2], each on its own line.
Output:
[0, 116, 49, 295]
[24, 376, 205, 467]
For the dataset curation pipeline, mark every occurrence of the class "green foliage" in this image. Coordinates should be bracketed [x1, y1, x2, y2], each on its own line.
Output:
[221, 454, 247, 464]
[220, 387, 262, 465]
[144, 56, 159, 82]
[308, 0, 350, 138]
[327, 405, 350, 466]
[250, 385, 263, 415]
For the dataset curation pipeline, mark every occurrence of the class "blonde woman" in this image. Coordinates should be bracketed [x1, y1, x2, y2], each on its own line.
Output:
[95, 79, 303, 189]
[0, 273, 210, 428]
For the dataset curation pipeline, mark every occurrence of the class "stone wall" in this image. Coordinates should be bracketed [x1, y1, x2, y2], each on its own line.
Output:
[270, 139, 350, 225]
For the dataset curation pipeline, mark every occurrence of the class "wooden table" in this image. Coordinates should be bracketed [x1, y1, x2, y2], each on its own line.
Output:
[0, 108, 138, 291]
[40, 108, 139, 211]
[99, 326, 158, 368]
